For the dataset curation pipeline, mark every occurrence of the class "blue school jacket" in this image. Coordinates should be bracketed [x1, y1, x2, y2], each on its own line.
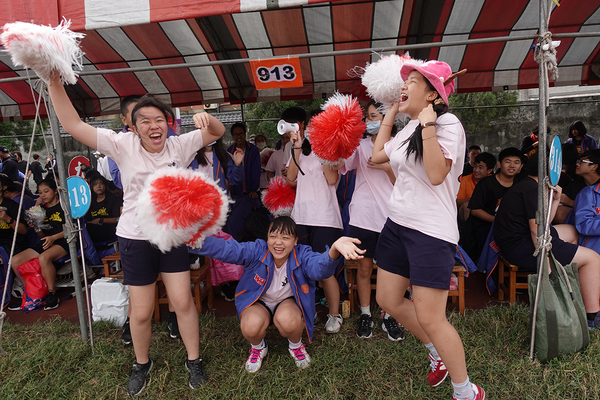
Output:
[574, 181, 600, 254]
[198, 236, 339, 341]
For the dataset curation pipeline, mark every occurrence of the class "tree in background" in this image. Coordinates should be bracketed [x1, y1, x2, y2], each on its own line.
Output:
[245, 99, 325, 144]
[449, 91, 519, 136]
[0, 120, 48, 154]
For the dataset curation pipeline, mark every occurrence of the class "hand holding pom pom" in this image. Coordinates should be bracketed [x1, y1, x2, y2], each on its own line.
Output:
[1, 19, 84, 85]
[262, 176, 296, 217]
[308, 93, 365, 165]
[136, 168, 230, 252]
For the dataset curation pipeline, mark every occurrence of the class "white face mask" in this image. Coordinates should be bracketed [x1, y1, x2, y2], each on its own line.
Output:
[256, 142, 266, 150]
[365, 120, 381, 135]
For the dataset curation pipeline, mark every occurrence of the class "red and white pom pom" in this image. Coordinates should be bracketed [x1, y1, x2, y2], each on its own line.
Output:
[308, 92, 365, 165]
[136, 168, 230, 252]
[361, 53, 423, 109]
[262, 176, 296, 217]
[1, 19, 84, 85]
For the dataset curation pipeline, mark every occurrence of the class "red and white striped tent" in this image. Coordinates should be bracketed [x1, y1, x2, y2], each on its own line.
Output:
[1, 0, 599, 121]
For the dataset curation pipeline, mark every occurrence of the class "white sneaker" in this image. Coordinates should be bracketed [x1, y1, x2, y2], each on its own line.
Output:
[325, 314, 343, 334]
[245, 342, 268, 373]
[289, 343, 311, 369]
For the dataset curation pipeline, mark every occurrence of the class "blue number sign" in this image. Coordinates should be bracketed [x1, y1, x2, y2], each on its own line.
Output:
[549, 135, 562, 186]
[67, 176, 91, 218]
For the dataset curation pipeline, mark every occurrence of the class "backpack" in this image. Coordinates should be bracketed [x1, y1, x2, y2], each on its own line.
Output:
[17, 258, 48, 312]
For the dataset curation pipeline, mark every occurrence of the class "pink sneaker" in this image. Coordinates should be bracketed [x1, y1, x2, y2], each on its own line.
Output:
[244, 342, 268, 373]
[453, 383, 486, 400]
[427, 353, 448, 387]
[288, 343, 311, 369]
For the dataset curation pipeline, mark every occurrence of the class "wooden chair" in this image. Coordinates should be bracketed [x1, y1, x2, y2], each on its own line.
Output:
[101, 252, 214, 322]
[345, 261, 466, 315]
[497, 255, 534, 303]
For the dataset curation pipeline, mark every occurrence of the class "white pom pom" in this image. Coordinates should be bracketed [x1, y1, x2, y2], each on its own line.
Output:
[1, 19, 85, 85]
[361, 54, 424, 108]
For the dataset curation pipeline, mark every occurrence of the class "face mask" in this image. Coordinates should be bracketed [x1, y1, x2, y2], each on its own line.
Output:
[256, 142, 266, 150]
[207, 141, 216, 147]
[366, 121, 381, 135]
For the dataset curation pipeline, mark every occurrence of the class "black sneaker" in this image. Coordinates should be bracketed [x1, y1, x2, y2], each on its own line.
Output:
[44, 291, 60, 311]
[122, 317, 132, 345]
[168, 312, 181, 339]
[127, 359, 153, 396]
[7, 298, 21, 311]
[220, 282, 236, 302]
[314, 286, 325, 305]
[185, 358, 207, 389]
[356, 314, 374, 339]
[382, 317, 405, 341]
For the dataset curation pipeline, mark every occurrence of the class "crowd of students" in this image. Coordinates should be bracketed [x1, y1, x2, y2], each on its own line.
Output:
[16, 60, 600, 399]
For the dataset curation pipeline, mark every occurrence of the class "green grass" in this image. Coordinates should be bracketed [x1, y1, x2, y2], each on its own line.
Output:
[1, 304, 599, 399]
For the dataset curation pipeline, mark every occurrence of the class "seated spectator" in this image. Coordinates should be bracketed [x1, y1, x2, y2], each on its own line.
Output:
[462, 147, 523, 260]
[457, 152, 496, 222]
[494, 153, 600, 328]
[197, 215, 364, 372]
[0, 174, 28, 256]
[462, 145, 481, 176]
[520, 124, 550, 159]
[566, 120, 597, 155]
[9, 178, 71, 311]
[572, 151, 600, 255]
[265, 131, 291, 181]
[555, 150, 600, 224]
[84, 172, 123, 243]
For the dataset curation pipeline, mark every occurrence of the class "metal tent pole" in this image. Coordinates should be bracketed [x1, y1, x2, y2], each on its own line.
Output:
[43, 90, 89, 341]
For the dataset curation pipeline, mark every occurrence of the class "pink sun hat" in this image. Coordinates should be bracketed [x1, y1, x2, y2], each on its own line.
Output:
[400, 60, 465, 106]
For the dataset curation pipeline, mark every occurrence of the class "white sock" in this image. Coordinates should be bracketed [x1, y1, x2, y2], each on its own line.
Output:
[452, 378, 474, 400]
[425, 342, 440, 359]
[360, 305, 371, 316]
[251, 339, 266, 350]
[288, 339, 302, 350]
[383, 312, 391, 320]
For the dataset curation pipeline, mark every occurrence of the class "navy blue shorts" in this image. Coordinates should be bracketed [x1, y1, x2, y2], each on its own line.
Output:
[118, 236, 190, 286]
[500, 226, 578, 272]
[32, 238, 70, 257]
[297, 225, 341, 253]
[375, 219, 455, 290]
[348, 225, 379, 259]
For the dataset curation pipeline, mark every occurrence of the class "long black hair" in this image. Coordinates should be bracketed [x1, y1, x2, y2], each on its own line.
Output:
[195, 138, 230, 176]
[402, 78, 449, 162]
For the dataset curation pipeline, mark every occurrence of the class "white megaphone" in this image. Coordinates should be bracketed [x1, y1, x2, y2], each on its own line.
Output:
[277, 120, 299, 135]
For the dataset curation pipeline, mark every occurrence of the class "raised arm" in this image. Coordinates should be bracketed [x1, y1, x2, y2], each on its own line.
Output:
[47, 75, 98, 149]
[372, 103, 398, 164]
[419, 104, 452, 186]
[286, 130, 302, 183]
[192, 113, 226, 146]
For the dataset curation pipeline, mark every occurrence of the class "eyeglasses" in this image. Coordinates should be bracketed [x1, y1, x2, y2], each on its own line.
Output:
[577, 159, 594, 165]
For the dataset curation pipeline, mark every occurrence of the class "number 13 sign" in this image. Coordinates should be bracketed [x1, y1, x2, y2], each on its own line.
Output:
[250, 57, 303, 90]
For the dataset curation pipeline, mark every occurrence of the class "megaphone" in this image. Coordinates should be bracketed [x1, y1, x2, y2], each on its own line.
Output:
[277, 120, 299, 135]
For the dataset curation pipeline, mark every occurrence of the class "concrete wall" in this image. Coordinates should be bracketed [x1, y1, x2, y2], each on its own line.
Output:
[462, 96, 600, 157]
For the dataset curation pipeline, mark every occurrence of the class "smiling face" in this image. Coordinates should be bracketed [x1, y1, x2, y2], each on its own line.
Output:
[267, 228, 298, 267]
[498, 156, 522, 178]
[132, 106, 168, 153]
[398, 70, 438, 119]
[366, 104, 383, 122]
[472, 161, 491, 181]
[232, 126, 247, 147]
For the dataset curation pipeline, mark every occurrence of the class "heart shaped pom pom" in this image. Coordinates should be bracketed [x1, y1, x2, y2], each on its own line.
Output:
[262, 176, 296, 217]
[1, 19, 85, 85]
[361, 54, 423, 109]
[136, 168, 230, 252]
[308, 92, 365, 165]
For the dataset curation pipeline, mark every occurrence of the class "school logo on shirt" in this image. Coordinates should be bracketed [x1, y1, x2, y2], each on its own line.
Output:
[46, 212, 63, 223]
[254, 274, 265, 286]
[490, 241, 500, 252]
[301, 284, 309, 294]
[595, 207, 600, 215]
[91, 207, 109, 217]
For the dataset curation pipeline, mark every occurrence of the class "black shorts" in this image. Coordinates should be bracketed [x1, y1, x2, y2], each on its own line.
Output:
[501, 226, 578, 272]
[32, 238, 70, 257]
[375, 219, 456, 290]
[118, 236, 190, 286]
[348, 225, 379, 259]
[297, 225, 341, 253]
[256, 296, 295, 324]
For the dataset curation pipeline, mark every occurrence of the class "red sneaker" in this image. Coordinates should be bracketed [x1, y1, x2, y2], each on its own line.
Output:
[427, 353, 448, 387]
[453, 383, 486, 400]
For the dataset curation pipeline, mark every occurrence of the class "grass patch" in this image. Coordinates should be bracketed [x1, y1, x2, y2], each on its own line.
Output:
[0, 304, 599, 399]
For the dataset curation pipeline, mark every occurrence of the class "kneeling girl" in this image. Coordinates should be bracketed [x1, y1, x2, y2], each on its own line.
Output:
[198, 216, 364, 373]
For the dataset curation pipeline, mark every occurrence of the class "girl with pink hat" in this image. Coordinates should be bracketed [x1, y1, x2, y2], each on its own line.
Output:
[371, 60, 485, 400]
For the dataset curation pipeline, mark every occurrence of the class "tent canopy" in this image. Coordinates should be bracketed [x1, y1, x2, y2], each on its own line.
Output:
[1, 0, 599, 120]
